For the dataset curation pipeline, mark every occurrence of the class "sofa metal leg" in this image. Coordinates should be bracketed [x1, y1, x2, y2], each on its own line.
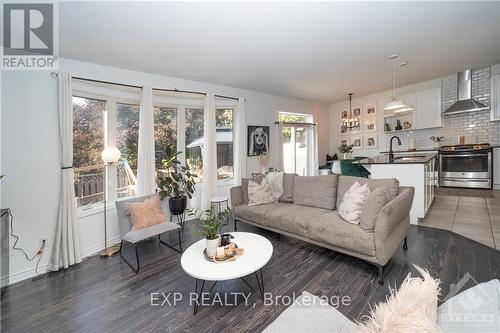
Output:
[403, 236, 408, 251]
[120, 241, 140, 273]
[234, 219, 238, 231]
[376, 264, 384, 285]
[159, 230, 183, 253]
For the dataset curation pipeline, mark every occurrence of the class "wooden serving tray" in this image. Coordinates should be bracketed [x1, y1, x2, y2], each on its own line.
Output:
[203, 242, 238, 262]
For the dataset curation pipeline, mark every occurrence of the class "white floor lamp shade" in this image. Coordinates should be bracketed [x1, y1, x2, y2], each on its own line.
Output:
[102, 147, 121, 164]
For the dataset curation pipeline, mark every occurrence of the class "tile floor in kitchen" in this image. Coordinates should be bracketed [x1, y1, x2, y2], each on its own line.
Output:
[419, 187, 500, 250]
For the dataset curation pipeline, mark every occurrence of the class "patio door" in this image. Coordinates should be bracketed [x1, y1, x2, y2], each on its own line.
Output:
[281, 124, 317, 176]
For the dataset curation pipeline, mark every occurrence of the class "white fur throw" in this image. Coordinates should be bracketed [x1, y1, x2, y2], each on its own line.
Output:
[338, 181, 370, 224]
[359, 265, 441, 333]
[248, 178, 276, 206]
[266, 171, 284, 200]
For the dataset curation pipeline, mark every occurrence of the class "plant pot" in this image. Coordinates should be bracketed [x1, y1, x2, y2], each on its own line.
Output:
[205, 235, 220, 257]
[169, 196, 187, 215]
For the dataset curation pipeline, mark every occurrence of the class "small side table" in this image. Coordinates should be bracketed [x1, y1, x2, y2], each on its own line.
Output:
[210, 196, 230, 231]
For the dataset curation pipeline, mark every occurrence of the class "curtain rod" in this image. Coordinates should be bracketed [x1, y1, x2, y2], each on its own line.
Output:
[153, 87, 206, 96]
[72, 76, 142, 89]
[215, 94, 239, 101]
[275, 121, 317, 126]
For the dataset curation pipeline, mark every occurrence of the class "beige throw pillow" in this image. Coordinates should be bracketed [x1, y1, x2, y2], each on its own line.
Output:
[359, 187, 392, 231]
[126, 195, 167, 230]
[360, 265, 441, 333]
[248, 178, 276, 206]
[338, 181, 370, 224]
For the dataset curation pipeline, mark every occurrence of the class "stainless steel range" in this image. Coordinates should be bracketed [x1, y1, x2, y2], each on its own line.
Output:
[439, 143, 493, 189]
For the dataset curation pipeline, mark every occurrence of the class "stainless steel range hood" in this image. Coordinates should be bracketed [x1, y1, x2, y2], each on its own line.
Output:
[443, 69, 489, 115]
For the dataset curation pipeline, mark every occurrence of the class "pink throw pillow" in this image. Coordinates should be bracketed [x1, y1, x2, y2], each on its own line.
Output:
[126, 195, 167, 230]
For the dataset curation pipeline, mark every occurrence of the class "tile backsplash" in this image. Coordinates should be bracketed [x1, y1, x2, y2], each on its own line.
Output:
[385, 66, 499, 149]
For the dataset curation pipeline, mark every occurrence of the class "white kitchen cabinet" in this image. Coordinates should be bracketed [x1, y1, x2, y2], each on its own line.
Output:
[414, 88, 442, 130]
[494, 148, 500, 189]
[491, 75, 500, 121]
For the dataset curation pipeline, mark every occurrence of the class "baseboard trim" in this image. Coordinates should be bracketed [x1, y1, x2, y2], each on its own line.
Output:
[3, 236, 123, 287]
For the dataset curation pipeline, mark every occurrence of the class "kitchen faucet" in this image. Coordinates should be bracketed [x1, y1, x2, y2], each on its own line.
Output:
[389, 136, 402, 161]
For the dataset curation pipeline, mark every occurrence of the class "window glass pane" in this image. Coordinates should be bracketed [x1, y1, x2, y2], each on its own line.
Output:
[116, 103, 139, 198]
[73, 96, 105, 207]
[278, 112, 313, 123]
[185, 108, 204, 183]
[154, 106, 177, 161]
[216, 108, 234, 180]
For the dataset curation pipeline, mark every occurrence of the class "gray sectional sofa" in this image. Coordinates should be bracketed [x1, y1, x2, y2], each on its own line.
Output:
[230, 174, 414, 284]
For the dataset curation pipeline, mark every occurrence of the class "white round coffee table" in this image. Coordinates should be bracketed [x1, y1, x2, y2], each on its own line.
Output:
[181, 232, 273, 314]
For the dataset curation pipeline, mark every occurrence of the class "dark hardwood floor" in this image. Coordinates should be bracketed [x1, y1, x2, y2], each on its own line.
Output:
[1, 222, 499, 333]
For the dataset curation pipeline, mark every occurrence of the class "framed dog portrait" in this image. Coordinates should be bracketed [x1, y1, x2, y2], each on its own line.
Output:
[248, 125, 270, 156]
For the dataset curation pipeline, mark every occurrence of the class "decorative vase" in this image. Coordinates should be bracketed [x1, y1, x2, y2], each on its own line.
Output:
[206, 235, 220, 257]
[169, 196, 187, 215]
[343, 153, 351, 160]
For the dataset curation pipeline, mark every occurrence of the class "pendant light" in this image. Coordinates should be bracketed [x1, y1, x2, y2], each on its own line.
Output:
[394, 61, 414, 113]
[384, 54, 405, 111]
[342, 93, 360, 131]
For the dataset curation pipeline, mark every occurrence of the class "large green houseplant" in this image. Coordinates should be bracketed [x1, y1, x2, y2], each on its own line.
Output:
[156, 151, 197, 216]
[188, 206, 232, 257]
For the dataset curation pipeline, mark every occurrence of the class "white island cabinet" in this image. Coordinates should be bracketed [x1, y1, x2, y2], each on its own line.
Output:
[357, 153, 437, 225]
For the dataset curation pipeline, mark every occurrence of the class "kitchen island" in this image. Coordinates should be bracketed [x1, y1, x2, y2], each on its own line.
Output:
[355, 153, 437, 225]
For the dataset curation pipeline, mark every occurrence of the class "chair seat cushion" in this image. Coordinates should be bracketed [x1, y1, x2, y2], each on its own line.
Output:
[122, 222, 180, 244]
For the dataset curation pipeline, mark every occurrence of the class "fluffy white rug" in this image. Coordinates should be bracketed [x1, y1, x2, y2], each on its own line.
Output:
[359, 265, 441, 333]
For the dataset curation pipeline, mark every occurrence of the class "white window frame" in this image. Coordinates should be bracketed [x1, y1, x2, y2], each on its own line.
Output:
[73, 86, 141, 215]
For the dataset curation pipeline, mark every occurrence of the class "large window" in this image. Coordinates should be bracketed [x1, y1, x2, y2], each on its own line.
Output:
[72, 80, 141, 207]
[185, 108, 204, 183]
[73, 96, 106, 207]
[279, 112, 315, 176]
[154, 106, 177, 158]
[116, 102, 139, 198]
[216, 108, 234, 181]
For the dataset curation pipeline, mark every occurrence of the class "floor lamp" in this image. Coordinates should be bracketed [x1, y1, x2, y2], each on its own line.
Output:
[99, 147, 121, 257]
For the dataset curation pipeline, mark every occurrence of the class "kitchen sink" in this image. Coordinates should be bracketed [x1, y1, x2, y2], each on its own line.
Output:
[392, 155, 426, 162]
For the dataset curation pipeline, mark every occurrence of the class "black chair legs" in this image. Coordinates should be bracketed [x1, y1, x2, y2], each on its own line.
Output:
[120, 229, 183, 273]
[120, 241, 140, 273]
[158, 229, 183, 253]
[403, 236, 408, 251]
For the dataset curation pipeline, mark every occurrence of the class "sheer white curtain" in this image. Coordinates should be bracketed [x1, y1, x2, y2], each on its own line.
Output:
[275, 121, 284, 171]
[48, 72, 82, 271]
[308, 124, 319, 176]
[201, 93, 217, 209]
[136, 85, 156, 195]
[233, 97, 246, 184]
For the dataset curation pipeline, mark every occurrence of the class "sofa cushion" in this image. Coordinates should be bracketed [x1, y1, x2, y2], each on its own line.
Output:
[359, 187, 392, 231]
[233, 202, 281, 224]
[293, 174, 338, 210]
[309, 212, 376, 256]
[279, 173, 296, 203]
[261, 204, 332, 238]
[336, 175, 399, 209]
[242, 174, 264, 203]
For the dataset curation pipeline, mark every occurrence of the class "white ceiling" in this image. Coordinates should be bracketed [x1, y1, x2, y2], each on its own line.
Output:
[59, 1, 500, 104]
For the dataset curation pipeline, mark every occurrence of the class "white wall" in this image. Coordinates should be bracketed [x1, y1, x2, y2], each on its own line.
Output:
[1, 58, 329, 284]
[329, 78, 441, 157]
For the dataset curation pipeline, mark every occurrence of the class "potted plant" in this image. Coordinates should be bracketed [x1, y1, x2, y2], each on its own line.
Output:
[156, 150, 197, 216]
[189, 207, 232, 257]
[338, 143, 354, 159]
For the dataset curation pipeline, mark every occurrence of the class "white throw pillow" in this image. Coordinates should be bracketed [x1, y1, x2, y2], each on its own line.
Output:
[248, 178, 277, 206]
[266, 171, 284, 200]
[338, 181, 370, 224]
